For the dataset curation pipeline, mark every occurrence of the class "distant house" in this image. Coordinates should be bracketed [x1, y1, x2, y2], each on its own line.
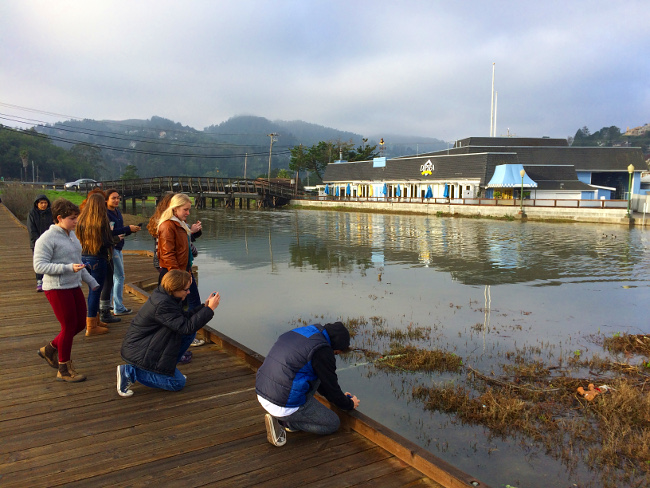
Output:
[321, 136, 647, 201]
[624, 124, 650, 137]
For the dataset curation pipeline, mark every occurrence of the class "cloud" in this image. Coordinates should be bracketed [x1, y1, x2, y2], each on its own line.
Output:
[1, 0, 648, 141]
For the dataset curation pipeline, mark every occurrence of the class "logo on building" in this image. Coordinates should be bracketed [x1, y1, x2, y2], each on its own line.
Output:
[420, 160, 433, 176]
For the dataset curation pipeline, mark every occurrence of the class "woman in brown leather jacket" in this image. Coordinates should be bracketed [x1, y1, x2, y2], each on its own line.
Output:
[156, 193, 202, 311]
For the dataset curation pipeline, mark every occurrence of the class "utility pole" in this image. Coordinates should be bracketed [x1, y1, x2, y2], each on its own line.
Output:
[267, 133, 278, 182]
[244, 152, 248, 179]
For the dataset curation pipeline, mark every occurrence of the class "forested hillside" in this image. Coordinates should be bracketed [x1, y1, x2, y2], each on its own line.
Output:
[0, 125, 96, 181]
[32, 115, 376, 181]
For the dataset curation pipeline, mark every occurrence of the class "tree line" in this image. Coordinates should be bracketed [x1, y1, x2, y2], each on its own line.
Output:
[571, 125, 650, 153]
[0, 125, 98, 182]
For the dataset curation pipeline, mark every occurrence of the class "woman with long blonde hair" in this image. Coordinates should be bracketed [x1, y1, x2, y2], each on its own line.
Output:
[76, 192, 115, 336]
[156, 194, 202, 308]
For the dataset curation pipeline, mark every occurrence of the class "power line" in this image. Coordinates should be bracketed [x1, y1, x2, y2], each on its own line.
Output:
[0, 113, 295, 152]
[0, 101, 297, 146]
[0, 125, 291, 160]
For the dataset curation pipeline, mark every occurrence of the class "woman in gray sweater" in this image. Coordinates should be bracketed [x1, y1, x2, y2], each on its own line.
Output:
[33, 199, 99, 382]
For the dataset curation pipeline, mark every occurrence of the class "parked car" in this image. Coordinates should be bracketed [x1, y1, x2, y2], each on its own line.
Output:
[64, 178, 101, 191]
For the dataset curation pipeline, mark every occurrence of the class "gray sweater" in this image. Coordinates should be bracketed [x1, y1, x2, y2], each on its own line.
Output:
[33, 224, 99, 291]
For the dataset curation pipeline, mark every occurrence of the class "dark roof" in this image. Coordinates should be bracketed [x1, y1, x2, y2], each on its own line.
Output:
[455, 136, 568, 147]
[522, 165, 578, 181]
[425, 146, 646, 171]
[323, 153, 514, 185]
[522, 165, 595, 191]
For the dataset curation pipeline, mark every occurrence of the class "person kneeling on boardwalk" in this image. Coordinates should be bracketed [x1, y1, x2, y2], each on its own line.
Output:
[116, 270, 220, 397]
[255, 322, 360, 447]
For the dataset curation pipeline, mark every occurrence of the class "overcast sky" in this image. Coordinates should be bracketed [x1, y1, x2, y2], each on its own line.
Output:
[1, 1, 648, 143]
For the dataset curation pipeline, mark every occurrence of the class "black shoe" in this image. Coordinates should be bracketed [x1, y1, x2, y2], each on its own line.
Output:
[100, 310, 121, 324]
[113, 308, 133, 316]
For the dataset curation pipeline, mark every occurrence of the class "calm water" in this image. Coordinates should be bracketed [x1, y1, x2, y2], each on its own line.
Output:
[128, 207, 650, 488]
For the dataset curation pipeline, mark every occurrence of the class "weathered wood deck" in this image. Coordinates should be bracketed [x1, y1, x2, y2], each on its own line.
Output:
[0, 203, 486, 488]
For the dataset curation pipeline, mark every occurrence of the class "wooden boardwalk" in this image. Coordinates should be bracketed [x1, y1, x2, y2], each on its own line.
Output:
[0, 203, 485, 488]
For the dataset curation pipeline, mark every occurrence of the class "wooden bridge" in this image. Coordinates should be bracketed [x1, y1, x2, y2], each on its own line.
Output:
[0, 203, 488, 488]
[97, 177, 300, 209]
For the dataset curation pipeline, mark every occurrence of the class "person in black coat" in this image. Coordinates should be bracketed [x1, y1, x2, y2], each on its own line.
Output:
[116, 270, 220, 397]
[27, 194, 53, 292]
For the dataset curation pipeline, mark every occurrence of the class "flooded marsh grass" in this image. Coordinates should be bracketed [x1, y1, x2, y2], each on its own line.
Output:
[343, 316, 650, 487]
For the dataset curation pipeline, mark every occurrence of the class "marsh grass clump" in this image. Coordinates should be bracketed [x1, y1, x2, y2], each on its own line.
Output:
[374, 323, 432, 342]
[344, 316, 369, 338]
[603, 333, 650, 357]
[377, 344, 462, 373]
[501, 359, 550, 378]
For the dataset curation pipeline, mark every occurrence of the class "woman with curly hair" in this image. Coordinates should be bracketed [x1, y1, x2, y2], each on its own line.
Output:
[76, 193, 115, 336]
[33, 198, 99, 382]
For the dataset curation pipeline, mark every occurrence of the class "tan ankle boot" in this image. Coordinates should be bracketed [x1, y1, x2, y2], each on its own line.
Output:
[57, 360, 86, 382]
[38, 341, 59, 368]
[85, 315, 109, 336]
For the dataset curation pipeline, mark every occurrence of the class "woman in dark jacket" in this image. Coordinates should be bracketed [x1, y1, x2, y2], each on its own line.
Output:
[76, 193, 115, 336]
[117, 270, 220, 396]
[27, 194, 53, 292]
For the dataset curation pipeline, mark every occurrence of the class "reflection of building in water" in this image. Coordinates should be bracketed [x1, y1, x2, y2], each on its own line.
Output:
[289, 211, 644, 286]
[186, 208, 645, 287]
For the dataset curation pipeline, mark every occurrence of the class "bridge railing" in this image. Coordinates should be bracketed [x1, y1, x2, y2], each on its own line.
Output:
[98, 177, 298, 200]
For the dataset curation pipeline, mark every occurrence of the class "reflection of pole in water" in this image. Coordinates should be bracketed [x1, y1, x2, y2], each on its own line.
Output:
[483, 285, 491, 351]
[268, 227, 276, 272]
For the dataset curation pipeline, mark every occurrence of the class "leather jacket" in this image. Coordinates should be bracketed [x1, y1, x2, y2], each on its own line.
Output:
[157, 219, 190, 271]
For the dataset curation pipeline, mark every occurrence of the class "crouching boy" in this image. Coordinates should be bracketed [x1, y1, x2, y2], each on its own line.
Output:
[255, 322, 360, 447]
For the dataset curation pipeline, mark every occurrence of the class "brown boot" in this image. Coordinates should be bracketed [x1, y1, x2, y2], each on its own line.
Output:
[85, 315, 109, 336]
[57, 360, 86, 382]
[38, 341, 59, 368]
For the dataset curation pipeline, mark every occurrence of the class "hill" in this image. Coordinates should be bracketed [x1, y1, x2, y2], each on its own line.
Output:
[30, 115, 448, 181]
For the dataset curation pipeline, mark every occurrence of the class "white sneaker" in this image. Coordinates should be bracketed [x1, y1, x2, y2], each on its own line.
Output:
[190, 338, 205, 347]
[116, 365, 134, 397]
[264, 414, 286, 447]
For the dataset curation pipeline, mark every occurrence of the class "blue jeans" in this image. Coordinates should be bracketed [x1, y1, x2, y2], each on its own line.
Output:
[187, 272, 201, 310]
[277, 381, 341, 435]
[112, 249, 127, 313]
[122, 333, 195, 391]
[83, 255, 107, 317]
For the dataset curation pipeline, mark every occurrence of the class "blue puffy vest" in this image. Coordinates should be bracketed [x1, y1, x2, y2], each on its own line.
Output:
[256, 325, 332, 408]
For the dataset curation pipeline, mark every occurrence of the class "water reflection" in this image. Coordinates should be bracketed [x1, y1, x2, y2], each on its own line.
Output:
[141, 209, 648, 287]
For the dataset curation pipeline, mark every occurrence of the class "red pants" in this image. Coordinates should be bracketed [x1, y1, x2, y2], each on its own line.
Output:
[44, 287, 87, 362]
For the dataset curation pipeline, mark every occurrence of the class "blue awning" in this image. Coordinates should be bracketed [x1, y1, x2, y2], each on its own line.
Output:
[486, 164, 538, 188]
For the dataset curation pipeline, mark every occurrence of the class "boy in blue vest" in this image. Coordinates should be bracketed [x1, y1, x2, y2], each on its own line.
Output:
[255, 322, 360, 447]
